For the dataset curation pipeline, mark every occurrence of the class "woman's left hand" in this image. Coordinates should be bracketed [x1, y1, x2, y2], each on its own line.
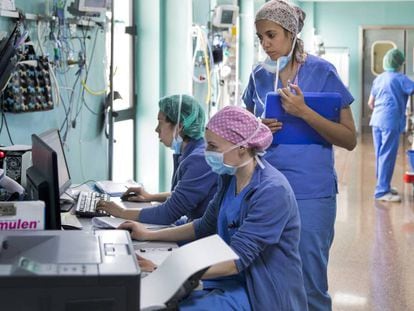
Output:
[277, 83, 309, 118]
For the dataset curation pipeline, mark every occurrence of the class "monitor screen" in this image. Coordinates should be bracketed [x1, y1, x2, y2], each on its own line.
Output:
[78, 0, 108, 13]
[39, 129, 71, 195]
[220, 10, 234, 24]
[26, 134, 61, 230]
[0, 24, 19, 91]
[212, 5, 239, 28]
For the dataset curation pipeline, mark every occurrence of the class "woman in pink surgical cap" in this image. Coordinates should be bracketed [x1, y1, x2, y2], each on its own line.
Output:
[119, 106, 307, 310]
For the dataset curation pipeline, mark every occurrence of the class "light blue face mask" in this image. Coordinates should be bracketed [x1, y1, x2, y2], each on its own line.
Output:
[205, 150, 238, 175]
[204, 122, 264, 175]
[204, 148, 254, 175]
[171, 135, 183, 154]
[170, 95, 183, 154]
[260, 36, 297, 74]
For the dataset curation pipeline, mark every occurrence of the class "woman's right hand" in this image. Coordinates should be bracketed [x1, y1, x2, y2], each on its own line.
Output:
[261, 118, 283, 133]
[118, 220, 151, 241]
[136, 254, 157, 272]
[96, 200, 123, 218]
[121, 186, 151, 202]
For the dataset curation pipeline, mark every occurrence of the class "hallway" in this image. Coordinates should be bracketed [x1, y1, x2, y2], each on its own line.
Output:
[330, 133, 414, 311]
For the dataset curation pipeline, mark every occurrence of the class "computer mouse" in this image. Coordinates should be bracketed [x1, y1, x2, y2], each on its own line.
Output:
[121, 193, 136, 201]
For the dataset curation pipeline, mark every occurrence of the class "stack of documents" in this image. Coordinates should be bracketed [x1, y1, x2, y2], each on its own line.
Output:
[140, 235, 239, 310]
[91, 216, 170, 230]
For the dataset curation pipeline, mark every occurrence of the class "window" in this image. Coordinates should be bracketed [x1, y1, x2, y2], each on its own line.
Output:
[371, 41, 396, 76]
[107, 0, 135, 181]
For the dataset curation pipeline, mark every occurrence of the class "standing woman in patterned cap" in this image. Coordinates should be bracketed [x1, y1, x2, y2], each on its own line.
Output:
[242, 1, 357, 310]
[119, 106, 308, 310]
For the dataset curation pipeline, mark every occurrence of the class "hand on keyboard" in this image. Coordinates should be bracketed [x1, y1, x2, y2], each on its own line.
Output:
[75, 191, 110, 218]
[96, 200, 125, 219]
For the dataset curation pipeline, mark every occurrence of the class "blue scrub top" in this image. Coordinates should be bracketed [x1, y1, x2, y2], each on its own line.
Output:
[217, 177, 248, 283]
[369, 71, 414, 132]
[139, 139, 218, 225]
[203, 177, 247, 290]
[242, 54, 354, 199]
[194, 159, 308, 310]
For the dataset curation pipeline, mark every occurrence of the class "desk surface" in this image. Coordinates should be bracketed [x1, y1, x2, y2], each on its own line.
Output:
[62, 190, 178, 273]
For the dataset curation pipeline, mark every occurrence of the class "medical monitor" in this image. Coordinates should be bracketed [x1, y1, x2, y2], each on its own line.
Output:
[26, 134, 61, 230]
[78, 0, 108, 13]
[0, 24, 19, 92]
[39, 129, 71, 195]
[212, 5, 239, 28]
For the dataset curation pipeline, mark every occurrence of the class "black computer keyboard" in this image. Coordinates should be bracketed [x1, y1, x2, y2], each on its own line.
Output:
[75, 191, 110, 217]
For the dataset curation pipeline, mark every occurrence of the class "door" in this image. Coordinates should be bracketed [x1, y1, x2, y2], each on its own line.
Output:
[361, 28, 404, 131]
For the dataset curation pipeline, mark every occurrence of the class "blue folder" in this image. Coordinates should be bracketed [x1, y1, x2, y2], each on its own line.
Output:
[265, 92, 342, 145]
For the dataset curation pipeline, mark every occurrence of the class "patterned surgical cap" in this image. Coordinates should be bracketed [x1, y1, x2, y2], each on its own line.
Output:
[206, 106, 273, 152]
[255, 0, 306, 36]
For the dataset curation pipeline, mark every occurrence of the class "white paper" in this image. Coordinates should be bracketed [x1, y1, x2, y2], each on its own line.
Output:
[135, 248, 174, 267]
[60, 213, 83, 229]
[95, 180, 142, 196]
[91, 216, 171, 230]
[140, 235, 239, 311]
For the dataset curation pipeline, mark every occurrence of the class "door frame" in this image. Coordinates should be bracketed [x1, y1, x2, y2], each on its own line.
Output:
[360, 25, 414, 133]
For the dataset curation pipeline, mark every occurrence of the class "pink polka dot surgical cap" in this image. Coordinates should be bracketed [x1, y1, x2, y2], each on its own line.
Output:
[206, 106, 273, 152]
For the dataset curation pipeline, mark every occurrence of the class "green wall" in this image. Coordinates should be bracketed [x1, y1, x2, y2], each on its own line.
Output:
[135, 0, 192, 192]
[299, 1, 414, 131]
[0, 0, 108, 183]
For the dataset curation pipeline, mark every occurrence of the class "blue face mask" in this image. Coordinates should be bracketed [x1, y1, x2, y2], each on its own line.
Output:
[260, 36, 297, 74]
[171, 135, 183, 155]
[261, 56, 287, 74]
[204, 148, 254, 175]
[205, 150, 238, 175]
[170, 94, 183, 154]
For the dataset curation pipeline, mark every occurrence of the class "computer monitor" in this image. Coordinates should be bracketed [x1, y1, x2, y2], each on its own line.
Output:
[26, 134, 61, 230]
[212, 5, 239, 28]
[77, 0, 108, 13]
[39, 129, 71, 195]
[0, 23, 19, 92]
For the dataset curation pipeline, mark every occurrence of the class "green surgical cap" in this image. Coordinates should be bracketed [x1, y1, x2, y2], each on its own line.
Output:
[383, 48, 405, 72]
[158, 94, 206, 139]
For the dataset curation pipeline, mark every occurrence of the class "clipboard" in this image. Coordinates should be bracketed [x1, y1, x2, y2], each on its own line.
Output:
[265, 91, 342, 145]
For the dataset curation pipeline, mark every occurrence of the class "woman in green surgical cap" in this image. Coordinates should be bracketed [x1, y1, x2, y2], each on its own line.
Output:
[368, 48, 414, 202]
[98, 94, 217, 225]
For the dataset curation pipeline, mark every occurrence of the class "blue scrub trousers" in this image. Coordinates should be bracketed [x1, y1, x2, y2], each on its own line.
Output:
[372, 127, 400, 198]
[179, 280, 251, 311]
[298, 197, 336, 311]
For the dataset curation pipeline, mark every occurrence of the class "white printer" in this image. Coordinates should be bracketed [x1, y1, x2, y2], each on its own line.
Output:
[0, 230, 140, 311]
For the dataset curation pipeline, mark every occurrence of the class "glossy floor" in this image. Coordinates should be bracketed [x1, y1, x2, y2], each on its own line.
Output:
[330, 133, 414, 311]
